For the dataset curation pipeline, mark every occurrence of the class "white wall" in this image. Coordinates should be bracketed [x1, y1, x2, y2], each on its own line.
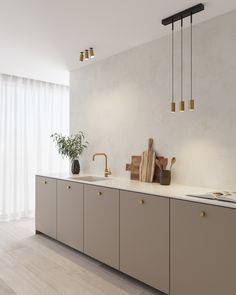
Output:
[70, 10, 236, 190]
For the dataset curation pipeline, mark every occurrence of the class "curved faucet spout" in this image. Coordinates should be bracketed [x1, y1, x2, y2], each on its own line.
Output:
[92, 153, 111, 177]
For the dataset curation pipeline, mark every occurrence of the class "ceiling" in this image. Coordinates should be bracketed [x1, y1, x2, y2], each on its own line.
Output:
[0, 0, 236, 85]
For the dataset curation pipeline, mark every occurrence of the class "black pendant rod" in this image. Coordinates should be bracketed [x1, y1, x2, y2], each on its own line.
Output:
[180, 17, 183, 102]
[190, 13, 193, 99]
[171, 21, 174, 103]
[162, 3, 204, 26]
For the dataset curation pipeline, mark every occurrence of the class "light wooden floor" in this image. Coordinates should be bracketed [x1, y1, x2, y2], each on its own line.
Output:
[0, 219, 164, 295]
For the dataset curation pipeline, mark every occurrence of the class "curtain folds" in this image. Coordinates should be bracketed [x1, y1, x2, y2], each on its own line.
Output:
[0, 74, 69, 221]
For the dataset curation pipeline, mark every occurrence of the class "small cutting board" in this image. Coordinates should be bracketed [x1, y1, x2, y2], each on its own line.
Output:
[139, 138, 156, 182]
[126, 156, 142, 180]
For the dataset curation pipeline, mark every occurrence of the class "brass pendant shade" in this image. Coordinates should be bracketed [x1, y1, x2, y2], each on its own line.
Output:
[171, 102, 176, 113]
[179, 100, 185, 112]
[189, 98, 194, 111]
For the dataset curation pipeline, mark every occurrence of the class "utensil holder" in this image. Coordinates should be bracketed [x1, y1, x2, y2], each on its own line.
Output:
[160, 170, 171, 185]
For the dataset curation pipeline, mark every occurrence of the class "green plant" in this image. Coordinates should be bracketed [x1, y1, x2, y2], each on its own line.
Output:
[51, 132, 88, 161]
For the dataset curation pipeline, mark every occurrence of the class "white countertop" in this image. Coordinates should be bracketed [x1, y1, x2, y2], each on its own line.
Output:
[36, 173, 236, 209]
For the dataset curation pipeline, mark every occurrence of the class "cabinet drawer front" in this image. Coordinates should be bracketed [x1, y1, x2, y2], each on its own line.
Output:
[35, 176, 57, 238]
[120, 191, 169, 293]
[84, 185, 119, 269]
[170, 199, 236, 295]
[57, 180, 83, 251]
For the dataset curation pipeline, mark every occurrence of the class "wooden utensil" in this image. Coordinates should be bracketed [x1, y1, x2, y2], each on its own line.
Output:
[159, 157, 166, 170]
[156, 159, 163, 170]
[126, 156, 141, 180]
[153, 156, 164, 183]
[170, 157, 176, 170]
[163, 158, 168, 170]
[139, 138, 156, 182]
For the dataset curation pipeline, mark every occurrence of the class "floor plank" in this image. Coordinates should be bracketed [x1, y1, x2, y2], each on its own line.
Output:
[0, 219, 164, 295]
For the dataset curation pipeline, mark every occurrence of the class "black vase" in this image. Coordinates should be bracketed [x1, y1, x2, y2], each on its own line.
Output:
[71, 160, 80, 175]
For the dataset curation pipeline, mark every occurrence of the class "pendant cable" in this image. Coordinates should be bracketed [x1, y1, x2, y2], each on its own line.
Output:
[172, 21, 174, 103]
[171, 21, 175, 112]
[180, 17, 185, 112]
[190, 13, 192, 100]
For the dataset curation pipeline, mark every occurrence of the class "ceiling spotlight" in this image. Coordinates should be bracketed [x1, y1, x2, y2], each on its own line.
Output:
[80, 48, 95, 62]
[89, 48, 95, 59]
[85, 50, 89, 60]
[80, 52, 84, 62]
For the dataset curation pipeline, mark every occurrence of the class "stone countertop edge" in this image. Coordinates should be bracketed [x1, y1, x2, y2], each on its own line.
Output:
[36, 173, 236, 209]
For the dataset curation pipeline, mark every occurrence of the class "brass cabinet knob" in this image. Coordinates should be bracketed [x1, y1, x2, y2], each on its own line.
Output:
[97, 192, 102, 196]
[200, 211, 206, 217]
[139, 199, 144, 205]
[67, 186, 71, 190]
[44, 180, 47, 184]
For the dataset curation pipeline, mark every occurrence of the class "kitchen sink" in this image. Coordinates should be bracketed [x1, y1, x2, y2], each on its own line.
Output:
[69, 175, 109, 182]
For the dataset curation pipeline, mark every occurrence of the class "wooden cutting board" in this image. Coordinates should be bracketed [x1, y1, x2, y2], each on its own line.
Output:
[126, 156, 142, 180]
[139, 138, 156, 182]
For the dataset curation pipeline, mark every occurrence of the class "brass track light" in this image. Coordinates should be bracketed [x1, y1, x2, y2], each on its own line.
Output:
[85, 49, 89, 60]
[80, 52, 84, 62]
[89, 48, 95, 59]
[80, 48, 95, 62]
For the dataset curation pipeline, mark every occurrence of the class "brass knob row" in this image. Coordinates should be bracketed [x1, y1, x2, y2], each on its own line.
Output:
[139, 200, 144, 205]
[97, 192, 102, 196]
[67, 186, 71, 190]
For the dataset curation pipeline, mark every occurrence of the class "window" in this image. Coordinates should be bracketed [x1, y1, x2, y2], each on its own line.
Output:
[0, 74, 69, 220]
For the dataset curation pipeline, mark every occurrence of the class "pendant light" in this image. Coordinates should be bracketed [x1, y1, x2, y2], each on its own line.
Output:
[189, 13, 195, 111]
[171, 21, 176, 113]
[162, 4, 204, 113]
[179, 17, 185, 112]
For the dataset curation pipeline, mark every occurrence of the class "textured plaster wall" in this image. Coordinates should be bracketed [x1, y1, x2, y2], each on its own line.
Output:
[70, 10, 236, 190]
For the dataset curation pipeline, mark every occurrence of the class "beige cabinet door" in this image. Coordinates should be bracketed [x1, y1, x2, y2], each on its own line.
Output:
[57, 180, 83, 251]
[120, 191, 169, 294]
[84, 185, 119, 269]
[170, 199, 236, 295]
[35, 176, 57, 239]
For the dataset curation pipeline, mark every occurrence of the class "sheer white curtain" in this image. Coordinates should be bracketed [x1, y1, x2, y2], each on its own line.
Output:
[0, 74, 69, 221]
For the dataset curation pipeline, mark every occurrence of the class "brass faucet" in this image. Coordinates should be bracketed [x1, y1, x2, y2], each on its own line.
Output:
[92, 153, 112, 177]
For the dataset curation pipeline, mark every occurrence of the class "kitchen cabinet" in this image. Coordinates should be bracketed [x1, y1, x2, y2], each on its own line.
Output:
[57, 180, 83, 251]
[120, 191, 169, 293]
[170, 199, 236, 295]
[84, 185, 119, 269]
[35, 176, 57, 238]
